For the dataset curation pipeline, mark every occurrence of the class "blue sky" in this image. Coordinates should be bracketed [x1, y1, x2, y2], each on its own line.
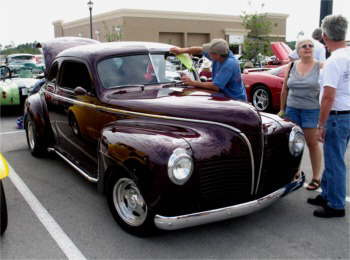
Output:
[1, 0, 349, 46]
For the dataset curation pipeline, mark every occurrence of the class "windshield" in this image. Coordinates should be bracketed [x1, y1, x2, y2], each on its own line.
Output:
[8, 55, 35, 64]
[97, 53, 195, 89]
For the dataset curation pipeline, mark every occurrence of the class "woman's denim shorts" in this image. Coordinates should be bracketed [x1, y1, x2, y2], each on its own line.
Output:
[285, 106, 320, 129]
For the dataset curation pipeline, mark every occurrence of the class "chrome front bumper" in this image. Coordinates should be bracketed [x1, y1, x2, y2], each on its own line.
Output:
[154, 172, 305, 230]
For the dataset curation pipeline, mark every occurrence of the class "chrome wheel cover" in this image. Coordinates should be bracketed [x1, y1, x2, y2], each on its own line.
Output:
[71, 118, 79, 136]
[27, 121, 35, 150]
[253, 88, 269, 111]
[113, 178, 148, 227]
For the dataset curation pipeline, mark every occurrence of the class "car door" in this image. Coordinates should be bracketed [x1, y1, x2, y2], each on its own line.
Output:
[53, 59, 100, 178]
[44, 61, 61, 139]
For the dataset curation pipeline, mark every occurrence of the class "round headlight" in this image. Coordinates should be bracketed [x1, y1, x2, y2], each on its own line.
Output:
[168, 148, 193, 185]
[289, 126, 305, 157]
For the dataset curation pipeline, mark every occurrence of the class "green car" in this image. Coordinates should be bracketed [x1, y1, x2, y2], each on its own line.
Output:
[6, 53, 45, 75]
[0, 66, 38, 107]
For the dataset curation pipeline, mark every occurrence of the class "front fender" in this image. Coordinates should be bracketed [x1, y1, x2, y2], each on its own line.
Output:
[0, 81, 20, 106]
[98, 119, 192, 211]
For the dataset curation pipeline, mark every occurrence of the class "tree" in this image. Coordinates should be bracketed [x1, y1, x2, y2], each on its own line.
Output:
[0, 42, 40, 55]
[286, 41, 296, 50]
[241, 1, 272, 63]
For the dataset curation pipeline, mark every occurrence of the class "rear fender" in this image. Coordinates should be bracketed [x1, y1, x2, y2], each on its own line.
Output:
[24, 91, 53, 146]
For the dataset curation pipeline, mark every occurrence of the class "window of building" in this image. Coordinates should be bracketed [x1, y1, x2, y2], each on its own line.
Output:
[230, 44, 240, 55]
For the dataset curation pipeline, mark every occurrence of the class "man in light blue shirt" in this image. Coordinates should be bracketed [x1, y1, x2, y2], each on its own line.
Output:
[170, 39, 247, 101]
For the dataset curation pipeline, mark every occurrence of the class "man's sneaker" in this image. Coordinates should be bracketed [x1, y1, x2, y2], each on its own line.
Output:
[307, 195, 327, 207]
[313, 205, 345, 218]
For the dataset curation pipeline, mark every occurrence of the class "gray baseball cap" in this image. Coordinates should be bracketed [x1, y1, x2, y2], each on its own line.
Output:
[202, 39, 229, 55]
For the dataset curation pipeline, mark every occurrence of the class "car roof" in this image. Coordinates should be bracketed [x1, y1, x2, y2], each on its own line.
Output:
[57, 41, 175, 61]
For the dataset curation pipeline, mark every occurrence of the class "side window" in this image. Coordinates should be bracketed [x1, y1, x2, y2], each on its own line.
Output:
[59, 61, 92, 91]
[47, 62, 58, 83]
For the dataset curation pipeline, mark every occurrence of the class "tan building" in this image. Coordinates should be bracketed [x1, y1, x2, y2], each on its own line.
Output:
[53, 9, 288, 55]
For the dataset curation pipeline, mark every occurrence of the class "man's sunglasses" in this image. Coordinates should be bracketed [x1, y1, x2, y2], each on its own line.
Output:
[301, 44, 314, 49]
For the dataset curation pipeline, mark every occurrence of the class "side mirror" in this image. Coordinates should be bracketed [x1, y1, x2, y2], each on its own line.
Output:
[0, 66, 11, 80]
[73, 86, 88, 96]
[200, 76, 208, 82]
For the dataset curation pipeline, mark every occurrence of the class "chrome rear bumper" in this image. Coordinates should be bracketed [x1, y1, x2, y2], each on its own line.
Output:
[154, 172, 305, 230]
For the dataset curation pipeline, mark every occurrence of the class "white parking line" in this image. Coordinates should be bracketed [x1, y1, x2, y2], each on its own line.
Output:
[0, 130, 25, 135]
[303, 183, 350, 203]
[7, 164, 87, 260]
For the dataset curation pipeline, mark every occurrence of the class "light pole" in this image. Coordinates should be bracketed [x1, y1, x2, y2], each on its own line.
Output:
[87, 0, 93, 39]
[320, 0, 333, 26]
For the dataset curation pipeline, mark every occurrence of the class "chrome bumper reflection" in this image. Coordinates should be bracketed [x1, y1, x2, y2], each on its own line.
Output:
[154, 172, 305, 231]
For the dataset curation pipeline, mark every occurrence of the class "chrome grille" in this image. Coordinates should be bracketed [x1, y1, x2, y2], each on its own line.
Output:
[197, 157, 253, 210]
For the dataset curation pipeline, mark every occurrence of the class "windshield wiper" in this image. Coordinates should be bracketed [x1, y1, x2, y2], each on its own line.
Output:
[106, 84, 145, 95]
[110, 84, 145, 89]
[162, 81, 185, 88]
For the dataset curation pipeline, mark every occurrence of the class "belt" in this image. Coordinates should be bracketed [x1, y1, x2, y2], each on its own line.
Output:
[330, 110, 350, 115]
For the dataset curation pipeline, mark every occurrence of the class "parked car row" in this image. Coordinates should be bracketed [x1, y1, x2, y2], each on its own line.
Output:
[23, 37, 305, 236]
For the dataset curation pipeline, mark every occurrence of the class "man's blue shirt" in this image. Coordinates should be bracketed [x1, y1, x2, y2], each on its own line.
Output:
[204, 51, 247, 101]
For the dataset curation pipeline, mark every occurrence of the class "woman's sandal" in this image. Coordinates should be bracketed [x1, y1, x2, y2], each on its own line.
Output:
[306, 179, 321, 191]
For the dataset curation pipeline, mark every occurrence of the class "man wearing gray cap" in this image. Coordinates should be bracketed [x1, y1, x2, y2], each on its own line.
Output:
[170, 39, 247, 101]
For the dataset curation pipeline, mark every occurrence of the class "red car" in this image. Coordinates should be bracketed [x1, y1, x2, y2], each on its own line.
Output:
[243, 42, 292, 112]
[264, 42, 292, 68]
[243, 65, 288, 112]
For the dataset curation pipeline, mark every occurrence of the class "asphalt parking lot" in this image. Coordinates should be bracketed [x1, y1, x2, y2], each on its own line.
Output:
[0, 110, 349, 259]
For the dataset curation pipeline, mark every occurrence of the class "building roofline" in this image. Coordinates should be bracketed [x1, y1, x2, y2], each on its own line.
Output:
[58, 8, 288, 29]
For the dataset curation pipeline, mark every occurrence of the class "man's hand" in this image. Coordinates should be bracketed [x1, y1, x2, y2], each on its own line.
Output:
[277, 110, 285, 118]
[181, 75, 219, 91]
[317, 127, 326, 143]
[170, 47, 183, 55]
[181, 75, 194, 86]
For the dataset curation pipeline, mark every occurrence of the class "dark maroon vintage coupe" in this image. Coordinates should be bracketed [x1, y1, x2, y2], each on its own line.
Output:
[24, 37, 305, 236]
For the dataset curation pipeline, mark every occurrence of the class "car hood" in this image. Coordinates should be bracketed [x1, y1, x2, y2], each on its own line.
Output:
[39, 37, 100, 74]
[0, 78, 37, 92]
[11, 78, 38, 88]
[5, 78, 38, 88]
[271, 42, 292, 62]
[242, 71, 282, 79]
[102, 86, 262, 133]
[0, 80, 18, 90]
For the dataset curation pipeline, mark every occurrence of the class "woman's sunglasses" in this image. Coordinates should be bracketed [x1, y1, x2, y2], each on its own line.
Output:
[301, 44, 314, 49]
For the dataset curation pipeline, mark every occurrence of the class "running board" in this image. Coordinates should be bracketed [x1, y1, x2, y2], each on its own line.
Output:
[47, 148, 98, 183]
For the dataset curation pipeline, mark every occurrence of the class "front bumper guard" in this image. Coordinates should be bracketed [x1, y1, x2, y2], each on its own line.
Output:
[154, 172, 305, 230]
